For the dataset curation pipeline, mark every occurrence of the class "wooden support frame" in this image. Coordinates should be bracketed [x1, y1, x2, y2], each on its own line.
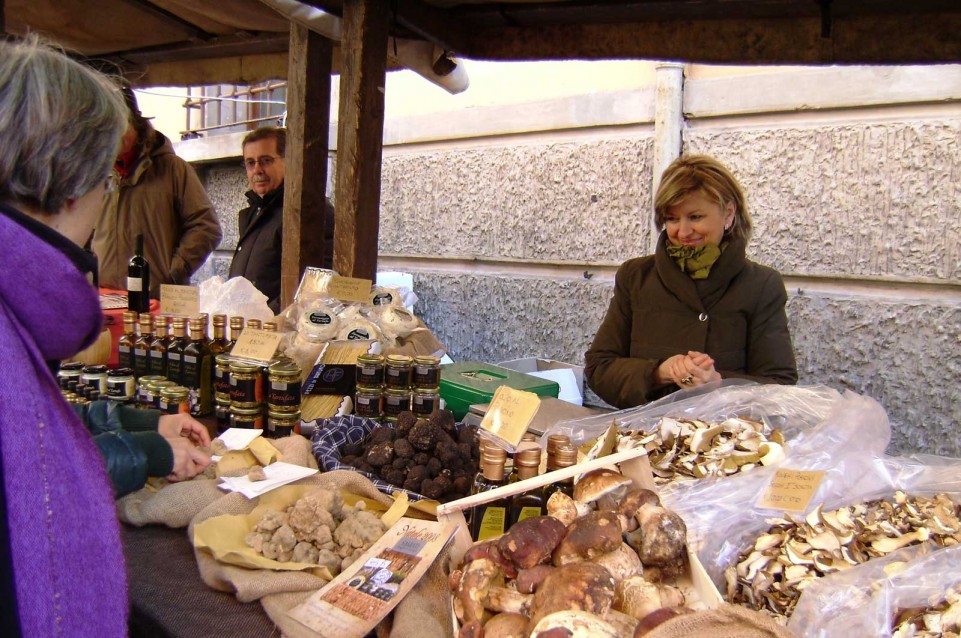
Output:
[282, 22, 333, 309]
[332, 0, 389, 280]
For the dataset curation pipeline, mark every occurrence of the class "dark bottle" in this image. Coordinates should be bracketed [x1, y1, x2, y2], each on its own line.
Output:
[227, 316, 244, 351]
[508, 446, 545, 528]
[132, 314, 153, 380]
[182, 317, 213, 416]
[127, 233, 150, 313]
[543, 445, 577, 502]
[470, 446, 511, 542]
[165, 318, 188, 385]
[117, 311, 138, 371]
[209, 315, 230, 356]
[149, 315, 169, 377]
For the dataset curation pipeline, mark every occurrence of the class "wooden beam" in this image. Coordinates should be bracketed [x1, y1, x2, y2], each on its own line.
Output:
[282, 22, 333, 310]
[1, 0, 5, 35]
[333, 0, 388, 280]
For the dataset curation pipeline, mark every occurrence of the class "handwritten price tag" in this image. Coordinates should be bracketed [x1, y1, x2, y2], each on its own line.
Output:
[327, 276, 373, 303]
[160, 284, 199, 316]
[230, 328, 283, 363]
[756, 468, 825, 513]
[479, 386, 541, 448]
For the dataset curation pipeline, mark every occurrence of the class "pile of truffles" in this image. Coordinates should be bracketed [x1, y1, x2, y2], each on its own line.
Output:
[451, 468, 693, 638]
[339, 409, 480, 501]
[727, 491, 961, 621]
[618, 416, 785, 485]
[244, 487, 386, 574]
[893, 588, 961, 638]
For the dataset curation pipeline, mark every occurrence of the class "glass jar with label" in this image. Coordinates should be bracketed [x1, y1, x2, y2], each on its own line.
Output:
[81, 364, 109, 394]
[137, 375, 166, 408]
[105, 368, 136, 402]
[412, 355, 441, 389]
[58, 361, 84, 390]
[229, 361, 264, 408]
[158, 385, 190, 415]
[149, 380, 177, 409]
[354, 386, 383, 420]
[213, 353, 232, 400]
[214, 397, 231, 434]
[230, 405, 264, 430]
[267, 359, 302, 412]
[384, 354, 413, 390]
[383, 387, 411, 419]
[411, 387, 440, 416]
[355, 353, 385, 387]
[267, 409, 300, 438]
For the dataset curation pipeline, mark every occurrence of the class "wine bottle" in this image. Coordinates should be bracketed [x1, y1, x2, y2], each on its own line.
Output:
[127, 233, 150, 313]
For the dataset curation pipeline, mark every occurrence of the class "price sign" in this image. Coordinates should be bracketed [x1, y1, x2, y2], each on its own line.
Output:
[479, 386, 541, 448]
[327, 276, 373, 303]
[230, 328, 283, 364]
[160, 284, 200, 316]
[755, 468, 825, 513]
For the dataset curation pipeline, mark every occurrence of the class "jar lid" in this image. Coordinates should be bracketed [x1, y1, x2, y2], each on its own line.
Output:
[357, 353, 385, 365]
[215, 353, 232, 364]
[384, 387, 411, 396]
[231, 405, 263, 416]
[149, 379, 177, 391]
[60, 361, 84, 371]
[412, 387, 440, 395]
[413, 355, 440, 366]
[108, 367, 134, 377]
[138, 374, 166, 385]
[385, 354, 413, 365]
[268, 359, 301, 377]
[82, 365, 108, 374]
[160, 385, 189, 398]
[355, 385, 384, 394]
[267, 409, 301, 420]
[229, 361, 263, 373]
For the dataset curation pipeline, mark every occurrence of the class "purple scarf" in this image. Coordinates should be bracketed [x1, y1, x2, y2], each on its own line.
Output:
[0, 204, 128, 636]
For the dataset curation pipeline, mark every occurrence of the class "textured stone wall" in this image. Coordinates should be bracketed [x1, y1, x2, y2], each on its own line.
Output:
[185, 71, 961, 456]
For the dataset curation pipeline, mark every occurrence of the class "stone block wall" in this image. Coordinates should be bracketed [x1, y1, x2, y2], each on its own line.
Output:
[183, 64, 961, 455]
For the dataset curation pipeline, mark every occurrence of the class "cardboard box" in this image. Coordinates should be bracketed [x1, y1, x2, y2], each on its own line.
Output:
[498, 357, 585, 405]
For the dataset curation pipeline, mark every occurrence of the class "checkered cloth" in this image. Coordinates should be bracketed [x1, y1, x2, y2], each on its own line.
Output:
[310, 415, 429, 501]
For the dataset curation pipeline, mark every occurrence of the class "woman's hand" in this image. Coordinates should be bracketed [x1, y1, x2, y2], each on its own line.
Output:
[165, 436, 211, 482]
[158, 413, 212, 448]
[656, 352, 722, 388]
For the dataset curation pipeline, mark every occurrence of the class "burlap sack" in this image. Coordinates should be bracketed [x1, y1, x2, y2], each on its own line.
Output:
[645, 604, 798, 638]
[188, 469, 454, 637]
[117, 435, 317, 528]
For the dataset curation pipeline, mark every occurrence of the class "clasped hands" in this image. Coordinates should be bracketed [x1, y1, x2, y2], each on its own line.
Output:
[157, 413, 213, 482]
[656, 351, 722, 389]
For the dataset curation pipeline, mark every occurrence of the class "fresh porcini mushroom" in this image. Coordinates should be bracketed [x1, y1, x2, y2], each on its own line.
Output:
[546, 491, 579, 527]
[529, 610, 620, 638]
[591, 542, 643, 582]
[614, 576, 686, 620]
[553, 511, 623, 566]
[616, 489, 661, 533]
[574, 468, 633, 511]
[458, 619, 484, 638]
[527, 562, 616, 632]
[454, 558, 501, 624]
[633, 607, 690, 637]
[516, 564, 556, 594]
[496, 515, 568, 570]
[483, 612, 528, 638]
[486, 587, 533, 615]
[624, 505, 687, 566]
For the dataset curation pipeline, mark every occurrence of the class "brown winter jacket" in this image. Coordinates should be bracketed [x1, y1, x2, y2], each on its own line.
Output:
[585, 232, 798, 409]
[94, 130, 221, 295]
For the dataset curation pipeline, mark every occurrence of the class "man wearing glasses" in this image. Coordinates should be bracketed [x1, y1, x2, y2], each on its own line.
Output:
[229, 126, 334, 313]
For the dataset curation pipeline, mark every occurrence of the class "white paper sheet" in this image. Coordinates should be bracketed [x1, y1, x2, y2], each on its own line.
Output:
[218, 462, 318, 499]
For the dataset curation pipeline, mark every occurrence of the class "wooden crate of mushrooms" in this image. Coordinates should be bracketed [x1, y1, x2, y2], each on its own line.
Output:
[437, 447, 723, 637]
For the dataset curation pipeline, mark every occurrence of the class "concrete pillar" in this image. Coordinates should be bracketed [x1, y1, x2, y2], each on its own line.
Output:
[651, 63, 685, 252]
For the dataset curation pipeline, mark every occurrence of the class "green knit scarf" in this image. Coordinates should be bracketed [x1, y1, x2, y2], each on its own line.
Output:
[667, 242, 725, 279]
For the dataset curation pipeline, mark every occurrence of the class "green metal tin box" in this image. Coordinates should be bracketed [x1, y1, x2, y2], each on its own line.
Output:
[439, 361, 560, 421]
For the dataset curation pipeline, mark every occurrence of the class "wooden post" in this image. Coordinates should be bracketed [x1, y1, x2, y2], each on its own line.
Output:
[334, 0, 389, 280]
[282, 22, 333, 309]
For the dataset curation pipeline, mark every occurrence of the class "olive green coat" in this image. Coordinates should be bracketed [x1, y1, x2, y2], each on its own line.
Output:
[585, 233, 798, 409]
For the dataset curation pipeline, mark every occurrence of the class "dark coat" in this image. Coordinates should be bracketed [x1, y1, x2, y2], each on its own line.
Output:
[228, 184, 334, 314]
[585, 232, 798, 409]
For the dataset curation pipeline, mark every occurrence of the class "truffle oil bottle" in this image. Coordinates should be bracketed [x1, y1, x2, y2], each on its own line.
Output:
[508, 446, 544, 528]
[470, 446, 510, 542]
[149, 316, 169, 377]
[165, 318, 188, 385]
[542, 445, 577, 502]
[117, 311, 137, 371]
[183, 317, 212, 416]
[132, 314, 153, 380]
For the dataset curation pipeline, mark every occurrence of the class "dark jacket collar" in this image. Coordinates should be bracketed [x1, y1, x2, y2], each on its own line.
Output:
[654, 231, 747, 312]
[245, 182, 285, 209]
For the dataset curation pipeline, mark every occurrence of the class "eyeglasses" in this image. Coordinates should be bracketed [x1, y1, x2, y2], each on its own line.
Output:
[104, 172, 119, 194]
[242, 155, 280, 170]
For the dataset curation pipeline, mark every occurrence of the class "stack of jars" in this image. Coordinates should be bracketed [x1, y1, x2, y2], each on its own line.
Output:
[266, 358, 302, 438]
[354, 353, 441, 424]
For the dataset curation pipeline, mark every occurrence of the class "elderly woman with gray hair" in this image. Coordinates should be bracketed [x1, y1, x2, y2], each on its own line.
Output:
[0, 37, 146, 636]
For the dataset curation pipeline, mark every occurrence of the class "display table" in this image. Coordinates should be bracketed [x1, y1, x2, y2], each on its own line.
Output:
[122, 523, 276, 637]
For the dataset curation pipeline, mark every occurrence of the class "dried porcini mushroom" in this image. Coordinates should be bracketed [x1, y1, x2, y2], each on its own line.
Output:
[728, 491, 961, 622]
[892, 586, 961, 637]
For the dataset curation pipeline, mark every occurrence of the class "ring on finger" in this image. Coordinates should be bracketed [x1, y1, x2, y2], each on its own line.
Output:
[679, 375, 694, 385]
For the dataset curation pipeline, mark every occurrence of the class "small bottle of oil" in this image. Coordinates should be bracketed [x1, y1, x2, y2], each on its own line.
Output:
[470, 446, 510, 542]
[508, 446, 544, 528]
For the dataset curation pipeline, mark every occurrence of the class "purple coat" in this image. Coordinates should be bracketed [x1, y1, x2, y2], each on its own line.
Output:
[0, 204, 128, 636]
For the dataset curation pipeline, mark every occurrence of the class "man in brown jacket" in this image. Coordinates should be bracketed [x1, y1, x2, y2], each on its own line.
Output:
[93, 87, 221, 295]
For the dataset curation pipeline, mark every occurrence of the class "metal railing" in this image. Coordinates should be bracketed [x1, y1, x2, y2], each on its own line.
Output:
[181, 81, 287, 140]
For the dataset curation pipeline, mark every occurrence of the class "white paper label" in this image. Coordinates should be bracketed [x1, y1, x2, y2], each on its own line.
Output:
[127, 277, 143, 292]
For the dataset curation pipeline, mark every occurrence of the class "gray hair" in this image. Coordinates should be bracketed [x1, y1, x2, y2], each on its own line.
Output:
[0, 36, 127, 214]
